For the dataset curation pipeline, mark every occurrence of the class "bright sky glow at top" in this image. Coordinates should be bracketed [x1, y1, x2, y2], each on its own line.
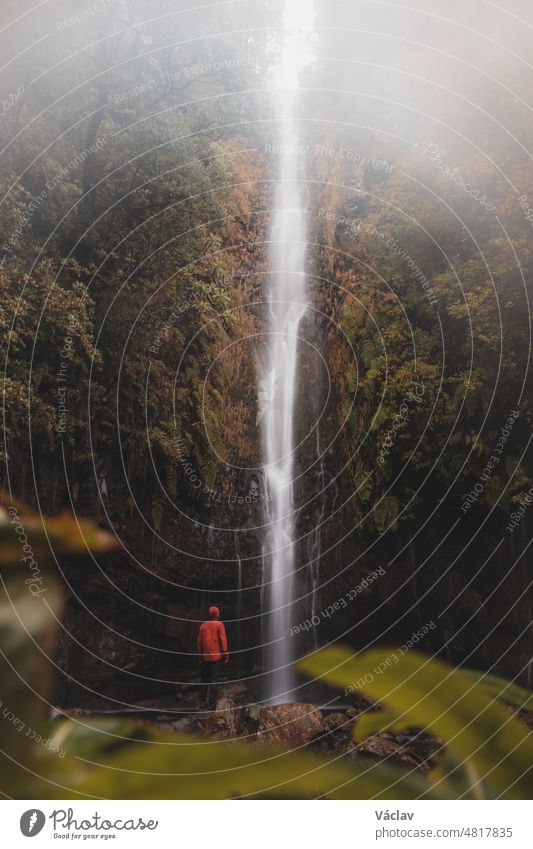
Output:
[273, 0, 315, 90]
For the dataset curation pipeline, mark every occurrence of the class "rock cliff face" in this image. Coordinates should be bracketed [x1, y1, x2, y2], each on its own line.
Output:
[53, 149, 533, 712]
[53, 168, 271, 709]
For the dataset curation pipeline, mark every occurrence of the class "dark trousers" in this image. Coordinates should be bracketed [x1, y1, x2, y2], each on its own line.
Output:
[200, 660, 222, 708]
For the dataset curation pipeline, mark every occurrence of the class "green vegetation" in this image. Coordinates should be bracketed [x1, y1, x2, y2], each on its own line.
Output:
[301, 647, 533, 799]
[0, 0, 271, 520]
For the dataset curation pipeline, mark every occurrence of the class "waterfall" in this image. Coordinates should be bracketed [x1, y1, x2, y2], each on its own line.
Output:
[259, 0, 314, 705]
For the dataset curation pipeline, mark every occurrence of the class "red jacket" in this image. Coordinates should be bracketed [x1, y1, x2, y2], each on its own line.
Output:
[197, 619, 228, 662]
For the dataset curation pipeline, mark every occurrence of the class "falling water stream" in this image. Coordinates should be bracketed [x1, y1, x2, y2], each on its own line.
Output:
[259, 0, 315, 704]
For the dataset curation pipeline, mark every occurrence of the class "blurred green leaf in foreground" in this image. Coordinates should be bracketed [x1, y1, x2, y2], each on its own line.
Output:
[300, 646, 533, 799]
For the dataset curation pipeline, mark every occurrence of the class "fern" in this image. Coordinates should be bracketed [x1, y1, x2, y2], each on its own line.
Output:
[373, 494, 399, 532]
[152, 496, 165, 531]
[166, 465, 177, 497]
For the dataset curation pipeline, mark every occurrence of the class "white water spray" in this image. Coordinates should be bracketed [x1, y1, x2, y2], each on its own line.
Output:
[259, 0, 314, 704]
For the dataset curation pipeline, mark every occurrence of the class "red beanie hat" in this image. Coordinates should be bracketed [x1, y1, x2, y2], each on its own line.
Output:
[208, 605, 220, 618]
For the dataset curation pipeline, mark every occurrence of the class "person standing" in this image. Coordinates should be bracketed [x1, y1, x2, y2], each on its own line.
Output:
[196, 605, 228, 709]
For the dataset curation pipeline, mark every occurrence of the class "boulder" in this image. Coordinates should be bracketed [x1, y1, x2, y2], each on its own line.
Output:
[322, 712, 351, 733]
[255, 703, 324, 748]
[356, 733, 434, 771]
[193, 697, 244, 739]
